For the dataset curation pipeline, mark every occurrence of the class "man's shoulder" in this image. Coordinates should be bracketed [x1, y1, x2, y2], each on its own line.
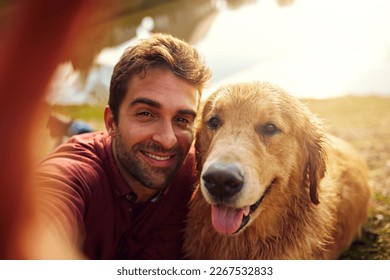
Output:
[39, 131, 111, 172]
[54, 131, 108, 156]
[35, 132, 114, 189]
[66, 131, 107, 148]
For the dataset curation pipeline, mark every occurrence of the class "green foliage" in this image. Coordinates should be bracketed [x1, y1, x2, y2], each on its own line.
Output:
[51, 104, 106, 122]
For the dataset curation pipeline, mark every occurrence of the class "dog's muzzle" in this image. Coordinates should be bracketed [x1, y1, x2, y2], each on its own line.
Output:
[201, 162, 274, 235]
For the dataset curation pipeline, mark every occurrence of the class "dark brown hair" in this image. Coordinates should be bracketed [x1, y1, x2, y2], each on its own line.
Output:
[109, 33, 212, 123]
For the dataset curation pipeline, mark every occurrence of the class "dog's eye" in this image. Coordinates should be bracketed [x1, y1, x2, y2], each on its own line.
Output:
[261, 123, 279, 136]
[207, 116, 220, 130]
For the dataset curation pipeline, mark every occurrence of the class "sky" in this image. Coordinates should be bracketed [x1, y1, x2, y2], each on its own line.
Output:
[197, 0, 390, 99]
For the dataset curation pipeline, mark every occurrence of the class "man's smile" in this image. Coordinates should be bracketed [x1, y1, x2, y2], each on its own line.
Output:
[140, 150, 177, 167]
[143, 151, 173, 161]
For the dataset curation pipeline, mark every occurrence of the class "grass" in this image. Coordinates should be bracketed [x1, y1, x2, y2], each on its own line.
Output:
[50, 95, 390, 259]
[51, 104, 106, 125]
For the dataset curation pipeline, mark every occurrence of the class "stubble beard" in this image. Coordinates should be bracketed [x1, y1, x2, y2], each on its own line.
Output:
[114, 132, 185, 190]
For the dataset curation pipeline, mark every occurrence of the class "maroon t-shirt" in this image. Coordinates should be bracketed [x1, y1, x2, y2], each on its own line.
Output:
[34, 132, 196, 259]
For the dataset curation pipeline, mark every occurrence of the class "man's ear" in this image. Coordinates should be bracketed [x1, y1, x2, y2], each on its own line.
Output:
[104, 106, 116, 137]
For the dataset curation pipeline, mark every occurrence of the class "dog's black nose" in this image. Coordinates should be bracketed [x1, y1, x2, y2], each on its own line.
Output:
[202, 163, 244, 198]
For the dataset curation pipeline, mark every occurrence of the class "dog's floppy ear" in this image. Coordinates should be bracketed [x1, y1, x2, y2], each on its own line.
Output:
[301, 114, 327, 205]
[194, 98, 214, 173]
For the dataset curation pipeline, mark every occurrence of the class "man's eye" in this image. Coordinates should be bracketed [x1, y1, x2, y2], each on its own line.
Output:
[176, 117, 189, 123]
[136, 111, 153, 118]
[134, 111, 157, 122]
[175, 117, 193, 129]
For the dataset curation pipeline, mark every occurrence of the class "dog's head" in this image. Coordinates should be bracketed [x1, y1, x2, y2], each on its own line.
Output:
[195, 82, 326, 235]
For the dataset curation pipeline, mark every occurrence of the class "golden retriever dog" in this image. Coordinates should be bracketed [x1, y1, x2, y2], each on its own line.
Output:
[183, 82, 371, 259]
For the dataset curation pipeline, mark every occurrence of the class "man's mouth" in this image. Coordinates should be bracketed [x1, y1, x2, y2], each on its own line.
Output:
[143, 152, 172, 161]
[210, 179, 274, 235]
[140, 150, 176, 168]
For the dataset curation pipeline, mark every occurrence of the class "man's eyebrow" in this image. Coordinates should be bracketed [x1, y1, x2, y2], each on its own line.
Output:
[130, 97, 196, 117]
[178, 109, 197, 118]
[130, 97, 161, 108]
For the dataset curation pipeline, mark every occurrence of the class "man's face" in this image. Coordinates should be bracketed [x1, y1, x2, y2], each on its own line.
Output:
[105, 67, 199, 190]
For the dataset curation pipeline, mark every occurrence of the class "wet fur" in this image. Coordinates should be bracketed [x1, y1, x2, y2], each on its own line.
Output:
[184, 82, 370, 259]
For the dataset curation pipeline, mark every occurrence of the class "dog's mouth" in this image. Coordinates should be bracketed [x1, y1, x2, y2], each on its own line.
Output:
[211, 179, 274, 235]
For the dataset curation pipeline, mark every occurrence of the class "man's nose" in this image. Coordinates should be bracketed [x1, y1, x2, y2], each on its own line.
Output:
[152, 121, 178, 149]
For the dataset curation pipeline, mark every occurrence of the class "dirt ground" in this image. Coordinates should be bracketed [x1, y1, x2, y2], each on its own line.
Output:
[303, 96, 390, 259]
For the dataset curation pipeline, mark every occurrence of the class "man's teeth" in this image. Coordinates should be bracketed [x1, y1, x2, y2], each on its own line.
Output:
[145, 153, 171, 161]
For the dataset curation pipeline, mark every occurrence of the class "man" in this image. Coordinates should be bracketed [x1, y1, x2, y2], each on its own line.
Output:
[34, 33, 211, 259]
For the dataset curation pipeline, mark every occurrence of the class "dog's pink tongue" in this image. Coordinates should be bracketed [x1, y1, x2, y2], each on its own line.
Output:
[211, 205, 249, 234]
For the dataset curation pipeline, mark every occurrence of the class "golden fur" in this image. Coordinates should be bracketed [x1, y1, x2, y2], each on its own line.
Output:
[183, 82, 370, 259]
